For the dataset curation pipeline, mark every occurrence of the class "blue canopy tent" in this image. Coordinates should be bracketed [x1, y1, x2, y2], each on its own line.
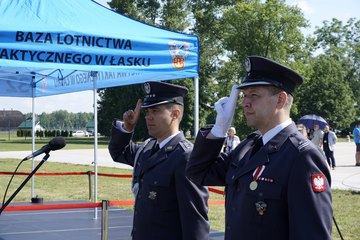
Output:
[0, 0, 200, 216]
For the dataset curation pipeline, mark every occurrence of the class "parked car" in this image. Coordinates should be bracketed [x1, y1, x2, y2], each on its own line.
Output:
[87, 130, 95, 136]
[87, 130, 101, 136]
[72, 130, 89, 137]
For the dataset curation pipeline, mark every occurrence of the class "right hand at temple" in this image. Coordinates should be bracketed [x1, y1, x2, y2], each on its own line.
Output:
[123, 99, 142, 132]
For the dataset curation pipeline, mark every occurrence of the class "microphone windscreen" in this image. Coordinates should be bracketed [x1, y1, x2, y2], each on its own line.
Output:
[48, 136, 66, 151]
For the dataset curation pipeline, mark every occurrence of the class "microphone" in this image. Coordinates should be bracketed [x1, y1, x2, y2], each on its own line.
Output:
[23, 137, 66, 160]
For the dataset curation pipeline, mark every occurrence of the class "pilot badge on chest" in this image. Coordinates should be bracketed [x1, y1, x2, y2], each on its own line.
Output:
[255, 201, 267, 216]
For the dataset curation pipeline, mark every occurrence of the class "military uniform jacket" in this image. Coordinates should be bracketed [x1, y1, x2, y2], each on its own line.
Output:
[186, 123, 332, 240]
[108, 123, 209, 240]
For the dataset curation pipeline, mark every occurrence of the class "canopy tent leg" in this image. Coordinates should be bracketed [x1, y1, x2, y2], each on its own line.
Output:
[194, 77, 199, 137]
[31, 80, 36, 199]
[92, 71, 99, 219]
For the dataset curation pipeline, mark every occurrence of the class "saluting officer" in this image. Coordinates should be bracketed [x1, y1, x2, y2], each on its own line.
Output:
[108, 81, 210, 240]
[186, 56, 333, 239]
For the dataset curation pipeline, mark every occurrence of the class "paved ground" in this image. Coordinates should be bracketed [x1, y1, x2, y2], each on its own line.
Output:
[0, 206, 223, 240]
[1, 141, 360, 191]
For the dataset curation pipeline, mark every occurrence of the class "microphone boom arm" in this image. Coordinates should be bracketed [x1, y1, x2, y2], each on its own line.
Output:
[0, 153, 50, 215]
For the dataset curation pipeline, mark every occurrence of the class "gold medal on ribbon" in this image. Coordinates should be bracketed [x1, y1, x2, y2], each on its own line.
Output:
[249, 181, 258, 191]
[250, 165, 265, 191]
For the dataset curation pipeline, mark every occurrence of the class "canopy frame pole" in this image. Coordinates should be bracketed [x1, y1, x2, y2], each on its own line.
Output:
[31, 79, 36, 199]
[92, 71, 99, 219]
[194, 77, 199, 137]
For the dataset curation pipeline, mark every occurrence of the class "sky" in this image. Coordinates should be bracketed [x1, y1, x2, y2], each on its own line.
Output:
[1, 0, 359, 114]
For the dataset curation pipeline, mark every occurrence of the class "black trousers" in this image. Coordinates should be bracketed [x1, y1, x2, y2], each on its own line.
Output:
[324, 148, 336, 167]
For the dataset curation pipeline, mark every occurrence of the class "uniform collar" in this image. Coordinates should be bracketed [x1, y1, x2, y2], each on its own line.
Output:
[158, 131, 180, 149]
[262, 118, 292, 145]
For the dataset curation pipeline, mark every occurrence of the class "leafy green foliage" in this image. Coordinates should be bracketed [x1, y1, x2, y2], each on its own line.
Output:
[36, 110, 93, 131]
[101, 0, 360, 138]
[297, 55, 356, 129]
[97, 84, 145, 140]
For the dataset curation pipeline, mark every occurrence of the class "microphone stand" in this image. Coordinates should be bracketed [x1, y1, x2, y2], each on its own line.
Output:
[0, 153, 50, 215]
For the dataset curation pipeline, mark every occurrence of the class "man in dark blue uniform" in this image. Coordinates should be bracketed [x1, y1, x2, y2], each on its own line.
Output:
[186, 56, 332, 239]
[108, 81, 209, 240]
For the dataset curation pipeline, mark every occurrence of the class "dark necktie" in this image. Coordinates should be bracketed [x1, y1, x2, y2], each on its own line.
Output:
[250, 137, 263, 157]
[151, 143, 160, 156]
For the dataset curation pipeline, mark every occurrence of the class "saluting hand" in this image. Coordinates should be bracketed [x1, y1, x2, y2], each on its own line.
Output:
[123, 99, 143, 132]
[211, 85, 240, 138]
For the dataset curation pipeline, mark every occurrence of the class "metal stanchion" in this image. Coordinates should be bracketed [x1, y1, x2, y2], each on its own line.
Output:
[87, 171, 92, 201]
[101, 200, 109, 240]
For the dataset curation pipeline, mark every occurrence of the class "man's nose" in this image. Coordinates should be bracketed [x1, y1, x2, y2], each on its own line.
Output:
[241, 98, 251, 108]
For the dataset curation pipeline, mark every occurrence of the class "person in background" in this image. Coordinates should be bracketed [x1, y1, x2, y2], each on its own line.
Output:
[296, 123, 308, 138]
[323, 125, 337, 170]
[353, 121, 360, 166]
[224, 127, 241, 154]
[108, 81, 209, 240]
[311, 123, 324, 153]
[186, 56, 332, 240]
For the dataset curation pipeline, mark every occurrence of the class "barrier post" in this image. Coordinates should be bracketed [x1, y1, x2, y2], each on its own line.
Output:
[87, 171, 92, 201]
[101, 200, 109, 240]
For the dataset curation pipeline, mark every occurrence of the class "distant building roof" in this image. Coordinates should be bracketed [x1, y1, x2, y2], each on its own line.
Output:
[18, 120, 34, 129]
[18, 120, 45, 131]
[86, 120, 94, 128]
[0, 110, 24, 129]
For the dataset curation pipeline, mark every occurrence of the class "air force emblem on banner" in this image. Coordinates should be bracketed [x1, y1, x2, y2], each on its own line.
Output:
[168, 40, 190, 70]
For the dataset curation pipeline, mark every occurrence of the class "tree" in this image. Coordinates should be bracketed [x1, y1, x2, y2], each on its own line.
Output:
[217, 0, 308, 138]
[188, 0, 237, 128]
[108, 0, 142, 21]
[313, 18, 360, 118]
[296, 55, 356, 129]
[160, 0, 190, 31]
[97, 85, 145, 139]
[36, 111, 93, 131]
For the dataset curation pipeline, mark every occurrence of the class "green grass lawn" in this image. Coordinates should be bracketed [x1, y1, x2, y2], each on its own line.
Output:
[0, 131, 109, 151]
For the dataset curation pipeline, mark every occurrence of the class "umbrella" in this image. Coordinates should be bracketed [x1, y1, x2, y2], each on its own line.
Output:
[297, 114, 328, 129]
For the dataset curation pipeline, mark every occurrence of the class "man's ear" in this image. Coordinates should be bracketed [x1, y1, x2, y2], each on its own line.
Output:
[171, 108, 180, 119]
[277, 91, 287, 108]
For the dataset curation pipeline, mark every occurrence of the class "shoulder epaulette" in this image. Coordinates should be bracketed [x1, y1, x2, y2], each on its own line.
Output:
[178, 139, 193, 151]
[289, 133, 310, 152]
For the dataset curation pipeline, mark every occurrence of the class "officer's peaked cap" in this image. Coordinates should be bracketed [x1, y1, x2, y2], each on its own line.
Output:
[238, 56, 304, 95]
[141, 81, 188, 108]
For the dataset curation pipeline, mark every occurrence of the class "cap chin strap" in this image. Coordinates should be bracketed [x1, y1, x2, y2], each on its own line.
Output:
[141, 99, 184, 108]
[237, 81, 273, 89]
[239, 77, 293, 95]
